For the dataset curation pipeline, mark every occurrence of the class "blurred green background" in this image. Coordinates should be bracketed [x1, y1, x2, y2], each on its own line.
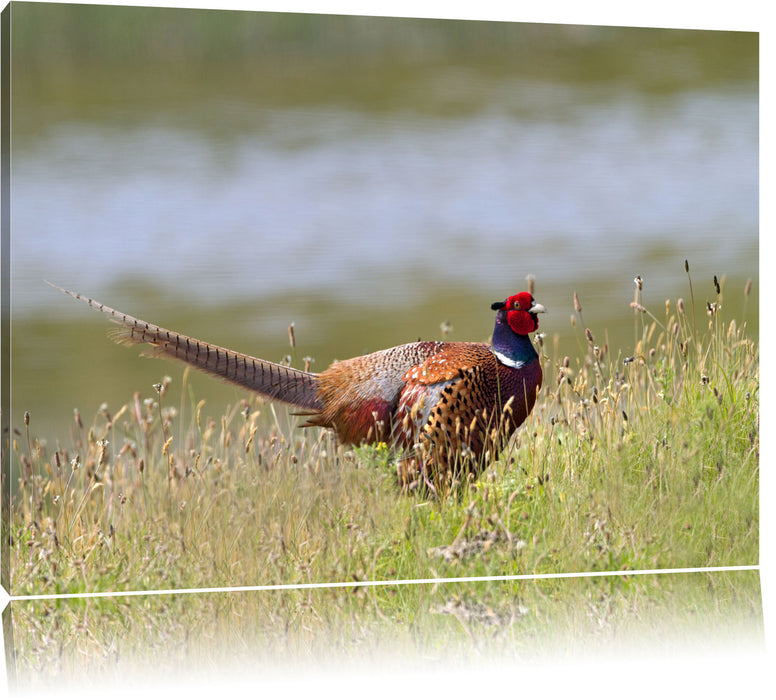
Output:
[9, 4, 758, 442]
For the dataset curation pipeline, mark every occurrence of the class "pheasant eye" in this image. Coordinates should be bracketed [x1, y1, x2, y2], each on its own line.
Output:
[513, 300, 521, 309]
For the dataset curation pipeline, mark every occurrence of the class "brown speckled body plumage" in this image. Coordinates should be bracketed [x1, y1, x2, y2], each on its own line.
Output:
[52, 284, 544, 492]
[307, 340, 542, 488]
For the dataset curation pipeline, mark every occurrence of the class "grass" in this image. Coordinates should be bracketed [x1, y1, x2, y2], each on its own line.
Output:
[5, 266, 760, 679]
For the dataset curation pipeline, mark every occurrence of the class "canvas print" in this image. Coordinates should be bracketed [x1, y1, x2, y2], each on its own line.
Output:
[1, 2, 761, 691]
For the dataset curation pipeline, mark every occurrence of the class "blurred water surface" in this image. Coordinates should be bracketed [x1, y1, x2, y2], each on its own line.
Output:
[8, 7, 758, 439]
[14, 87, 757, 310]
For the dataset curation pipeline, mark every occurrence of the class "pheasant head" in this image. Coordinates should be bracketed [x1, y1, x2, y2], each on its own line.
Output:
[491, 291, 546, 335]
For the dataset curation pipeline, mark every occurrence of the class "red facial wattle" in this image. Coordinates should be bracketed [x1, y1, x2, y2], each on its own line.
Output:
[505, 291, 540, 335]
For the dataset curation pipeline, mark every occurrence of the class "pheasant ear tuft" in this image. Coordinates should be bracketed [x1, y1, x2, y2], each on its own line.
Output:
[491, 301, 506, 310]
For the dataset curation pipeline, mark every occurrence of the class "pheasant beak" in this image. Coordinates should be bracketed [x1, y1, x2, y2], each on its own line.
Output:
[529, 302, 546, 314]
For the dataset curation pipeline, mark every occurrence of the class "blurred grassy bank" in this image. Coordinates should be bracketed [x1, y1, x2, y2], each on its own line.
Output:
[11, 4, 758, 135]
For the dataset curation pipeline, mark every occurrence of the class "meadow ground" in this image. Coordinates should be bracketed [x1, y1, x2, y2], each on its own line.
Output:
[5, 269, 760, 683]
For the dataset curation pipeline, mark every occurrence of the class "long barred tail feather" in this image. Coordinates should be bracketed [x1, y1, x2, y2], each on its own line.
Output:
[48, 283, 323, 411]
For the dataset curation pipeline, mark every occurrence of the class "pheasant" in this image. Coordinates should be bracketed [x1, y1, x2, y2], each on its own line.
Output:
[52, 284, 545, 492]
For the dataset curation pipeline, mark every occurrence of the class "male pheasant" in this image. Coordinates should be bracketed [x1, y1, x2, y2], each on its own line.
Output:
[53, 285, 545, 492]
